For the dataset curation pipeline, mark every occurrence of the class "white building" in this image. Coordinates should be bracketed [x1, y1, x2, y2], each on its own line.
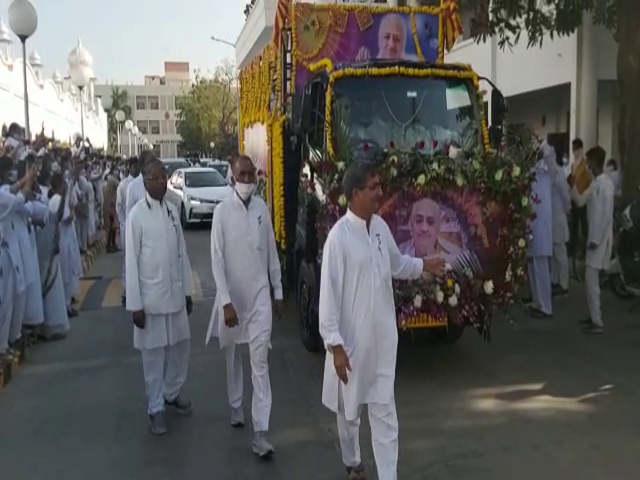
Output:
[236, 0, 619, 160]
[0, 20, 107, 148]
[95, 62, 191, 159]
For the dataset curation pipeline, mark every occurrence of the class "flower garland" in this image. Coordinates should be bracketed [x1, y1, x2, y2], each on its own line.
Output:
[322, 64, 490, 160]
[311, 127, 537, 336]
[271, 115, 287, 249]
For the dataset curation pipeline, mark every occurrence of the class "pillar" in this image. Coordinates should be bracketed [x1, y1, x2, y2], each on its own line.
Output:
[570, 12, 598, 149]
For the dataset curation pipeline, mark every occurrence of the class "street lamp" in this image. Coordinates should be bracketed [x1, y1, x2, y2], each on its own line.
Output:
[67, 38, 94, 146]
[115, 109, 125, 155]
[124, 119, 133, 157]
[8, 0, 38, 140]
[210, 35, 234, 47]
[132, 126, 139, 154]
[209, 141, 215, 156]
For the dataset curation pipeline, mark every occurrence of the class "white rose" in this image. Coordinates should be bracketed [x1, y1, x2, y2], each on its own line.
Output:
[449, 146, 460, 159]
[448, 294, 458, 307]
[494, 169, 504, 181]
[454, 283, 460, 295]
[521, 196, 529, 207]
[413, 294, 423, 309]
[512, 165, 521, 178]
[435, 290, 444, 304]
[416, 174, 426, 185]
[431, 161, 439, 171]
[455, 175, 465, 187]
[483, 280, 494, 295]
[338, 195, 347, 207]
[390, 167, 398, 178]
[518, 238, 526, 248]
[336, 162, 345, 171]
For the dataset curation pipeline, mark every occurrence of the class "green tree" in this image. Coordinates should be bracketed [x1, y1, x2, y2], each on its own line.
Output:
[460, 0, 637, 199]
[176, 59, 238, 159]
[104, 86, 132, 154]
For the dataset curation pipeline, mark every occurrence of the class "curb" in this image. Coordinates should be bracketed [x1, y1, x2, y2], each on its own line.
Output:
[1, 230, 107, 393]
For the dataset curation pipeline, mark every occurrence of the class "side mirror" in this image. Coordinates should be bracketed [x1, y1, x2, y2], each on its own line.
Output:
[490, 89, 506, 127]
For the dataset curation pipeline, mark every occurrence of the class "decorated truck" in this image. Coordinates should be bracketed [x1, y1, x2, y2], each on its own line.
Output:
[237, 0, 536, 352]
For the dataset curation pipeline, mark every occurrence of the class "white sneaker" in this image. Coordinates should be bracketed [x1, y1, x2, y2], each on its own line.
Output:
[252, 431, 275, 459]
[230, 407, 245, 428]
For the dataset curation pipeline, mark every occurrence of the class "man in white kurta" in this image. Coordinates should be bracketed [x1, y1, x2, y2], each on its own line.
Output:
[319, 161, 443, 480]
[526, 143, 554, 318]
[126, 159, 195, 435]
[207, 154, 282, 459]
[544, 143, 571, 295]
[116, 157, 140, 303]
[126, 153, 154, 219]
[571, 146, 614, 334]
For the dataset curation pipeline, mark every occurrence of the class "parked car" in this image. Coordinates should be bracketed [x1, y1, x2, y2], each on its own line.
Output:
[162, 158, 192, 176]
[166, 167, 232, 227]
[200, 158, 233, 183]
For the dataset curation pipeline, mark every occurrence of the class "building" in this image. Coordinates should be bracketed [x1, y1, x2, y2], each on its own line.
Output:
[0, 21, 107, 147]
[236, 0, 619, 160]
[95, 61, 191, 158]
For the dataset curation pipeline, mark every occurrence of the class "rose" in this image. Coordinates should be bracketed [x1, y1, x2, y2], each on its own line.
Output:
[521, 196, 529, 207]
[431, 161, 439, 171]
[483, 280, 494, 295]
[517, 238, 526, 248]
[390, 167, 398, 178]
[494, 169, 503, 181]
[512, 165, 521, 178]
[413, 294, 423, 309]
[338, 195, 347, 207]
[454, 283, 460, 295]
[435, 289, 444, 304]
[336, 162, 345, 171]
[455, 175, 465, 187]
[449, 146, 460, 159]
[448, 294, 458, 307]
[416, 174, 426, 185]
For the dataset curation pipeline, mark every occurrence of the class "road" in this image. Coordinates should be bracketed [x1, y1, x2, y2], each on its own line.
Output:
[1, 225, 639, 480]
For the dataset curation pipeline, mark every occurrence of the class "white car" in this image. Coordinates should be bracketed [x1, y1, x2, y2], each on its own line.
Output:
[201, 158, 233, 184]
[166, 167, 232, 227]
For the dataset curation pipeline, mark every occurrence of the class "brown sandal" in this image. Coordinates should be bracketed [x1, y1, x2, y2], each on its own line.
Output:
[346, 463, 366, 480]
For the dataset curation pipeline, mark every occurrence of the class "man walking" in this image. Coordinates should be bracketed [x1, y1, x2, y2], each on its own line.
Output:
[126, 158, 194, 435]
[207, 154, 283, 459]
[318, 160, 444, 480]
[571, 146, 614, 334]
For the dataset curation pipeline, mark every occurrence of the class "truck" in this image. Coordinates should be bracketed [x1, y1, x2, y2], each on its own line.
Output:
[237, 0, 532, 352]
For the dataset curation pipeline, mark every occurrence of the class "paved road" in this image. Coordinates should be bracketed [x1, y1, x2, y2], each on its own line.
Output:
[1, 225, 640, 480]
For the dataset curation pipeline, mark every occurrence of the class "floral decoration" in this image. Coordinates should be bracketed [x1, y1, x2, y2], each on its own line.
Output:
[309, 111, 538, 338]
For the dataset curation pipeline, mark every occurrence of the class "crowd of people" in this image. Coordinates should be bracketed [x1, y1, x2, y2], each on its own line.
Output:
[0, 122, 128, 369]
[526, 137, 616, 335]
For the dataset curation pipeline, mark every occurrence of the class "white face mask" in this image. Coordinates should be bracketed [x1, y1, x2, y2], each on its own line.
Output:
[235, 182, 255, 201]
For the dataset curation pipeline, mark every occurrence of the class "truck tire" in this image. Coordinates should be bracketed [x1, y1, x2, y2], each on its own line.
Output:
[431, 322, 464, 344]
[296, 260, 323, 353]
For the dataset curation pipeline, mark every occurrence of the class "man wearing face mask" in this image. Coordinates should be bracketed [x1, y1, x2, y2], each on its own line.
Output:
[206, 154, 283, 459]
[568, 138, 591, 261]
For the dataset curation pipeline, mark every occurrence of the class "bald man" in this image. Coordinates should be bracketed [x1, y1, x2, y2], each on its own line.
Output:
[356, 14, 420, 62]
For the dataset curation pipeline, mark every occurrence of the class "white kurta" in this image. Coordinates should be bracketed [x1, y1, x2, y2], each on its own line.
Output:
[126, 194, 194, 351]
[22, 198, 49, 326]
[572, 173, 615, 270]
[125, 175, 146, 220]
[116, 175, 134, 293]
[319, 210, 423, 422]
[206, 194, 283, 348]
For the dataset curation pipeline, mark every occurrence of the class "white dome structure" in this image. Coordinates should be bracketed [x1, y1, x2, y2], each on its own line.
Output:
[0, 19, 11, 44]
[28, 49, 42, 68]
[67, 37, 92, 69]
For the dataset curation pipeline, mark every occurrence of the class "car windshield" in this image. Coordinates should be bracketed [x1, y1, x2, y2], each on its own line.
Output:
[211, 164, 229, 179]
[184, 170, 227, 188]
[331, 75, 481, 154]
[165, 161, 190, 175]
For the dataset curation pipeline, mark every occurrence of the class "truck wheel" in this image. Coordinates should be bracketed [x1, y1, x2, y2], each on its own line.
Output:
[296, 261, 322, 353]
[609, 273, 632, 299]
[431, 322, 464, 344]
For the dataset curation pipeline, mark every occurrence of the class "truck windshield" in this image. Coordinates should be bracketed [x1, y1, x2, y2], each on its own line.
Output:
[331, 75, 480, 154]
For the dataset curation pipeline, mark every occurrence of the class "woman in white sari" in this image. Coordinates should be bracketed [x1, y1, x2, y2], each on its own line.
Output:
[57, 173, 83, 317]
[37, 172, 69, 340]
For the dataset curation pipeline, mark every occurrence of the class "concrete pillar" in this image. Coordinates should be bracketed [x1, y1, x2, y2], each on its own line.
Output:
[570, 12, 598, 148]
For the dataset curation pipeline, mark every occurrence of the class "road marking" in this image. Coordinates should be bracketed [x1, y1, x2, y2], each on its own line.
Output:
[102, 278, 123, 308]
[192, 270, 203, 300]
[75, 279, 96, 309]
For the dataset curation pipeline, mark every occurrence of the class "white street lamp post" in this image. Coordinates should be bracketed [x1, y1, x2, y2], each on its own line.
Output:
[68, 38, 94, 147]
[8, 0, 38, 141]
[115, 109, 125, 156]
[124, 119, 133, 157]
[132, 126, 139, 155]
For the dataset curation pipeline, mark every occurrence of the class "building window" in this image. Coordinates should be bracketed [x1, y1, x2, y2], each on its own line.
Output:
[148, 95, 160, 110]
[136, 95, 147, 110]
[136, 121, 149, 134]
[149, 120, 161, 135]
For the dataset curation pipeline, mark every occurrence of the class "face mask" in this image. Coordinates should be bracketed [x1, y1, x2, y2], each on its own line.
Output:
[235, 182, 255, 201]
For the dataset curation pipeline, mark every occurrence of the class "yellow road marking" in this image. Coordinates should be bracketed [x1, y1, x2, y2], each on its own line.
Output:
[76, 279, 95, 308]
[192, 270, 203, 300]
[102, 279, 123, 308]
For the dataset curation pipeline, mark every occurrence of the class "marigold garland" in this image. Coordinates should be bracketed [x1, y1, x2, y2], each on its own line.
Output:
[410, 12, 426, 62]
[271, 115, 287, 249]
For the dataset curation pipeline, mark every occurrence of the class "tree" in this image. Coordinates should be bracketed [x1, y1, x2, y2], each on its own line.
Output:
[176, 59, 238, 159]
[461, 0, 638, 200]
[104, 86, 132, 154]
